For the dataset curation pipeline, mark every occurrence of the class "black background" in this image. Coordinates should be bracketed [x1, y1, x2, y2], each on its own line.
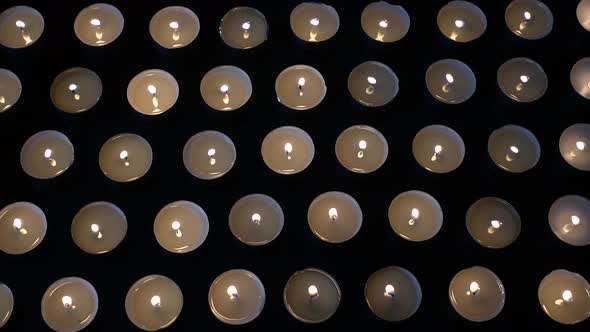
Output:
[0, 0, 589, 331]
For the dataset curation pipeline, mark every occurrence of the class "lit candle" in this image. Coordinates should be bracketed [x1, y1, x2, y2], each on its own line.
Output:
[449, 266, 505, 322]
[348, 61, 399, 107]
[20, 130, 74, 180]
[0, 6, 44, 48]
[560, 124, 590, 171]
[335, 125, 388, 173]
[200, 66, 252, 111]
[0, 68, 21, 113]
[539, 270, 590, 324]
[127, 69, 179, 115]
[149, 6, 199, 49]
[578, 0, 590, 31]
[488, 124, 540, 173]
[388, 190, 443, 242]
[308, 192, 362, 243]
[0, 202, 46, 255]
[74, 3, 123, 46]
[413, 125, 465, 173]
[0, 283, 13, 328]
[71, 201, 127, 254]
[548, 195, 590, 246]
[361, 2, 410, 43]
[209, 269, 265, 325]
[505, 0, 553, 40]
[571, 57, 590, 100]
[426, 59, 476, 104]
[220, 7, 268, 49]
[284, 268, 341, 323]
[41, 277, 98, 332]
[183, 131, 236, 180]
[261, 126, 315, 175]
[365, 266, 422, 321]
[466, 197, 521, 249]
[229, 194, 284, 246]
[50, 67, 102, 113]
[497, 57, 547, 103]
[290, 2, 339, 42]
[275, 65, 326, 110]
[98, 133, 153, 182]
[153, 201, 209, 254]
[437, 1, 487, 42]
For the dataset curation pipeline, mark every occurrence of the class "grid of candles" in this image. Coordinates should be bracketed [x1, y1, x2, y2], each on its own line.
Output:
[1, 0, 590, 331]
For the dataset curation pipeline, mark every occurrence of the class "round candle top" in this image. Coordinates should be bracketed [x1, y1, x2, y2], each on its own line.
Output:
[0, 68, 21, 112]
[571, 57, 590, 100]
[74, 3, 123, 47]
[99, 133, 152, 182]
[0, 6, 44, 49]
[361, 2, 410, 43]
[0, 202, 46, 254]
[365, 266, 422, 321]
[549, 195, 590, 246]
[183, 131, 236, 180]
[578, 0, 590, 31]
[209, 269, 265, 325]
[437, 1, 487, 42]
[505, 0, 553, 40]
[20, 130, 74, 180]
[497, 57, 547, 103]
[261, 126, 315, 175]
[149, 6, 199, 49]
[220, 7, 268, 49]
[275, 65, 326, 110]
[348, 61, 399, 107]
[466, 197, 521, 249]
[127, 69, 179, 115]
[560, 123, 590, 171]
[284, 268, 341, 323]
[488, 124, 540, 173]
[41, 277, 98, 332]
[154, 201, 209, 253]
[538, 270, 590, 324]
[412, 125, 465, 174]
[125, 275, 183, 331]
[335, 125, 388, 173]
[71, 201, 127, 254]
[0, 284, 13, 328]
[200, 66, 252, 111]
[388, 190, 443, 242]
[449, 266, 505, 322]
[426, 59, 476, 104]
[229, 194, 284, 246]
[50, 67, 102, 113]
[290, 2, 339, 42]
[308, 191, 362, 243]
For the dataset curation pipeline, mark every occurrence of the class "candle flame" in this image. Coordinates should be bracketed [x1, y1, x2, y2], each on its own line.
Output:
[466, 281, 480, 296]
[62, 296, 74, 309]
[251, 213, 261, 225]
[308, 285, 319, 298]
[379, 20, 389, 28]
[329, 207, 338, 221]
[15, 20, 26, 29]
[227, 285, 239, 300]
[384, 284, 395, 297]
[310, 18, 320, 26]
[150, 295, 161, 307]
[576, 141, 586, 151]
[454, 20, 465, 28]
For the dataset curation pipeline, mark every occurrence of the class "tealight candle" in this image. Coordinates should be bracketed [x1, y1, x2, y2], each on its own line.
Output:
[488, 125, 540, 173]
[497, 57, 547, 103]
[275, 65, 326, 110]
[412, 125, 465, 173]
[505, 0, 553, 40]
[229, 194, 284, 246]
[571, 58, 590, 100]
[578, 0, 590, 31]
[50, 67, 102, 113]
[539, 270, 590, 324]
[290, 3, 339, 42]
[209, 269, 265, 325]
[335, 125, 388, 173]
[0, 68, 21, 112]
[99, 133, 152, 182]
[183, 131, 236, 180]
[74, 3, 123, 47]
[347, 61, 399, 107]
[0, 6, 44, 49]
[466, 197, 521, 249]
[426, 59, 476, 104]
[261, 126, 315, 175]
[449, 266, 505, 322]
[437, 1, 487, 42]
[548, 195, 590, 246]
[361, 2, 410, 43]
[149, 6, 199, 49]
[125, 275, 183, 331]
[308, 191, 362, 243]
[284, 268, 341, 323]
[200, 66, 252, 111]
[127, 69, 179, 115]
[71, 201, 127, 254]
[388, 190, 443, 242]
[560, 124, 590, 171]
[0, 283, 13, 328]
[365, 266, 422, 322]
[154, 201, 209, 254]
[0, 202, 46, 254]
[20, 130, 74, 179]
[220, 7, 268, 49]
[41, 277, 98, 332]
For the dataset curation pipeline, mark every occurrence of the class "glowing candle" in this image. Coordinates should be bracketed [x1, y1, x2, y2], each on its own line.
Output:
[0, 202, 46, 255]
[365, 266, 422, 321]
[99, 133, 153, 182]
[0, 68, 21, 113]
[0, 284, 13, 328]
[74, 3, 123, 46]
[437, 1, 487, 42]
[0, 6, 44, 48]
[127, 69, 179, 115]
[549, 195, 590, 246]
[50, 67, 103, 113]
[308, 192, 362, 243]
[348, 61, 399, 107]
[229, 194, 284, 246]
[200, 66, 252, 111]
[466, 197, 521, 248]
[220, 7, 268, 49]
[183, 130, 236, 179]
[335, 125, 388, 173]
[261, 126, 315, 174]
[413, 125, 465, 173]
[209, 269, 265, 325]
[284, 268, 341, 323]
[426, 59, 476, 104]
[361, 2, 410, 43]
[538, 270, 590, 324]
[560, 124, 590, 171]
[449, 266, 505, 322]
[71, 201, 127, 254]
[578, 0, 590, 31]
[290, 3, 339, 42]
[154, 201, 209, 253]
[150, 6, 199, 49]
[275, 65, 326, 110]
[41, 277, 98, 332]
[488, 124, 540, 173]
[388, 190, 443, 242]
[20, 130, 74, 179]
[497, 57, 548, 103]
[505, 0, 553, 40]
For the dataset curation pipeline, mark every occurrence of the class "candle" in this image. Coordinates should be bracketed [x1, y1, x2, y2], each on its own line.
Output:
[0, 283, 12, 328]
[98, 133, 152, 182]
[571, 58, 590, 100]
[0, 202, 46, 255]
[412, 125, 465, 173]
[290, 2, 339, 42]
[365, 266, 422, 321]
[487, 124, 540, 173]
[437, 1, 487, 42]
[41, 277, 98, 332]
[125, 275, 183, 331]
[466, 197, 521, 249]
[426, 59, 476, 104]
[361, 2, 410, 43]
[71, 201, 127, 254]
[347, 61, 399, 107]
[560, 124, 590, 171]
[149, 6, 199, 49]
[0, 68, 21, 113]
[335, 125, 388, 173]
[449, 266, 505, 322]
[50, 67, 103, 114]
[497, 57, 547, 103]
[275, 65, 326, 110]
[20, 130, 74, 179]
[284, 268, 341, 323]
[127, 69, 179, 115]
[0, 6, 44, 49]
[183, 131, 236, 180]
[538, 270, 590, 324]
[261, 126, 315, 175]
[548, 195, 590, 246]
[505, 0, 553, 40]
[308, 191, 362, 243]
[74, 3, 124, 46]
[200, 66, 252, 111]
[388, 190, 443, 242]
[220, 7, 268, 49]
[229, 194, 284, 246]
[578, 0, 590, 31]
[208, 269, 265, 325]
[153, 201, 209, 254]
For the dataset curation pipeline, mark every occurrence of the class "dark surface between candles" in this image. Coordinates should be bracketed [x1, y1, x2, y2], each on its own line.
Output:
[0, 0, 589, 331]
